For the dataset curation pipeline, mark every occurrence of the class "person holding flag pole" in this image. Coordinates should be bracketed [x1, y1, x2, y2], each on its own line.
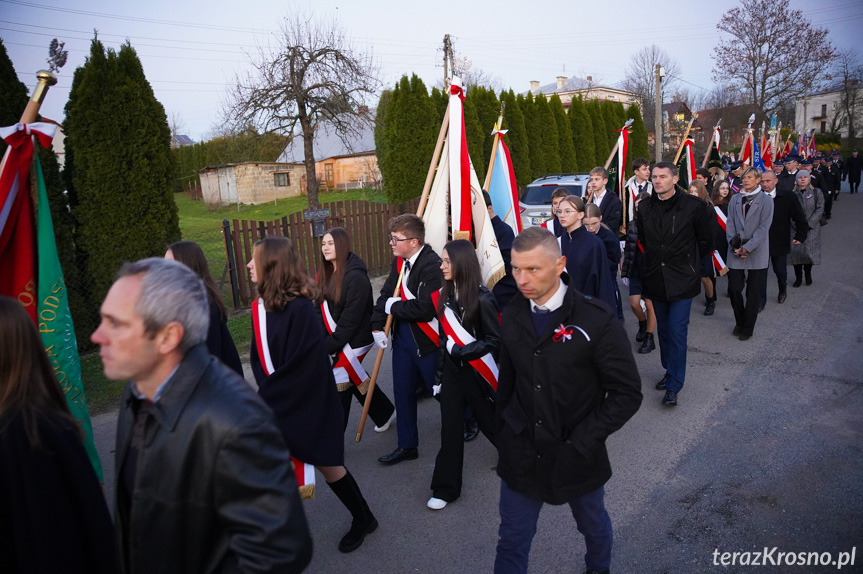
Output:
[0, 43, 102, 481]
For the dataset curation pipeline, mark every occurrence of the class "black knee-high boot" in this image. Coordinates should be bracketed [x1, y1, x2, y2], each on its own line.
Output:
[793, 265, 803, 288]
[804, 264, 813, 285]
[328, 470, 377, 553]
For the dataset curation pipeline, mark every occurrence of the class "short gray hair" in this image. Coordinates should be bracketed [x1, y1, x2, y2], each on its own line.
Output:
[513, 226, 561, 259]
[117, 258, 209, 353]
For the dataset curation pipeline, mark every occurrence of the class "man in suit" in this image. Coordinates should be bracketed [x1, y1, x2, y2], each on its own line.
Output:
[92, 258, 312, 573]
[818, 156, 837, 219]
[844, 148, 862, 194]
[777, 156, 800, 193]
[588, 167, 622, 235]
[758, 170, 808, 309]
[494, 227, 642, 574]
[726, 167, 775, 341]
[624, 157, 653, 223]
[372, 214, 443, 465]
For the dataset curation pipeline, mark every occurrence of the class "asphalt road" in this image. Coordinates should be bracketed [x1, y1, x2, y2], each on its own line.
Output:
[91, 184, 863, 573]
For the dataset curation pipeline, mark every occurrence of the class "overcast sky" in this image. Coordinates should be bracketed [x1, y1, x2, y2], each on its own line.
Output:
[3, 0, 860, 140]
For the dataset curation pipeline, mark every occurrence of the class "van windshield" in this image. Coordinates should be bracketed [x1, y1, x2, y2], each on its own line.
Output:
[520, 183, 584, 204]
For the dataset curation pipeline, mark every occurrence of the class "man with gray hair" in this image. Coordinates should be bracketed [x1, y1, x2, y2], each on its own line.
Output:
[91, 258, 312, 573]
[494, 227, 642, 574]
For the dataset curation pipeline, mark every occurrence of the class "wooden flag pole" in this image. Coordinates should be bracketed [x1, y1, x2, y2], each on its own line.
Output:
[482, 105, 506, 192]
[673, 114, 698, 165]
[701, 124, 720, 168]
[356, 104, 451, 442]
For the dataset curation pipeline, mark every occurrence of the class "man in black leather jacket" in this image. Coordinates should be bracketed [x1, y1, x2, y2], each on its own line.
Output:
[92, 258, 311, 574]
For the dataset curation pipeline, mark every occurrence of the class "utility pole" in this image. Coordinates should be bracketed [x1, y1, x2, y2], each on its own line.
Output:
[655, 64, 664, 162]
[443, 34, 449, 85]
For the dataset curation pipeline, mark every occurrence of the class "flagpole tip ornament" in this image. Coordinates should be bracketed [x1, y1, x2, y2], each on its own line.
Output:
[47, 38, 68, 74]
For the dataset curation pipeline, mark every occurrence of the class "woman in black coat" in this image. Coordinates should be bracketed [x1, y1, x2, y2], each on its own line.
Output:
[428, 239, 500, 511]
[317, 228, 395, 432]
[0, 297, 116, 574]
[166, 241, 243, 376]
[248, 237, 377, 553]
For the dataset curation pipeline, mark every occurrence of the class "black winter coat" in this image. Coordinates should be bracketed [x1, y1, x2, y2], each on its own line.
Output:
[371, 245, 443, 356]
[436, 286, 501, 388]
[118, 345, 312, 573]
[595, 224, 621, 277]
[768, 189, 809, 257]
[1, 410, 116, 574]
[777, 170, 799, 194]
[496, 278, 642, 504]
[597, 191, 623, 234]
[320, 252, 374, 355]
[207, 301, 243, 377]
[636, 190, 712, 302]
[845, 155, 862, 181]
[490, 215, 518, 309]
[620, 218, 640, 279]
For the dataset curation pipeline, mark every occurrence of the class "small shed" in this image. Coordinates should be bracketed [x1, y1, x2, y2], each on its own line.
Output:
[198, 161, 304, 205]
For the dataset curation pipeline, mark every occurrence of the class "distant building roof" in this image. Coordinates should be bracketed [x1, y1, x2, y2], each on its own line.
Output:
[278, 114, 376, 163]
[173, 134, 195, 146]
[525, 75, 638, 101]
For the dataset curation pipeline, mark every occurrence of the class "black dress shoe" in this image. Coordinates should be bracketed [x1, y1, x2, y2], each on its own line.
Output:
[778, 292, 787, 304]
[758, 304, 765, 313]
[655, 375, 668, 390]
[638, 333, 655, 354]
[463, 418, 479, 442]
[792, 278, 802, 288]
[739, 332, 752, 341]
[662, 390, 678, 406]
[378, 447, 418, 465]
[733, 325, 742, 336]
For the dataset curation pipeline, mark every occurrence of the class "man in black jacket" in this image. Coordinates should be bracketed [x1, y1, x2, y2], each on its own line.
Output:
[494, 227, 642, 574]
[372, 214, 443, 465]
[92, 258, 311, 574]
[588, 167, 623, 234]
[637, 162, 712, 407]
[845, 149, 862, 193]
[777, 156, 801, 193]
[759, 170, 808, 308]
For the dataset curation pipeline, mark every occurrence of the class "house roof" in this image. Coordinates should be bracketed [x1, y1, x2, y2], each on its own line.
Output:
[174, 134, 195, 145]
[278, 115, 376, 163]
[526, 76, 637, 99]
[197, 161, 301, 173]
[697, 103, 767, 132]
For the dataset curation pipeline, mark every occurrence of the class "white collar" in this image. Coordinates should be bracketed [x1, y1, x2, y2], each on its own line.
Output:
[530, 279, 566, 313]
[405, 246, 423, 268]
[593, 188, 607, 203]
[765, 189, 776, 198]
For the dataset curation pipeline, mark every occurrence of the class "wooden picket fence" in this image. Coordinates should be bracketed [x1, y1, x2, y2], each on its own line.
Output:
[225, 197, 420, 308]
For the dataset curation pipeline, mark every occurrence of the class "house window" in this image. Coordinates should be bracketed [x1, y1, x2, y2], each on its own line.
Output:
[821, 104, 827, 117]
[722, 129, 730, 142]
[820, 121, 826, 133]
[274, 172, 290, 187]
[324, 164, 334, 186]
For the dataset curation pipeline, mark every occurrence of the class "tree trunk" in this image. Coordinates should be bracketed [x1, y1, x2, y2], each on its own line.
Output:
[299, 114, 320, 209]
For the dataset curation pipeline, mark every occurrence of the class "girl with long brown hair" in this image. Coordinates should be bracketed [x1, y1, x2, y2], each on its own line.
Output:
[247, 237, 377, 553]
[317, 228, 395, 433]
[166, 240, 243, 375]
[0, 297, 116, 572]
[427, 239, 500, 511]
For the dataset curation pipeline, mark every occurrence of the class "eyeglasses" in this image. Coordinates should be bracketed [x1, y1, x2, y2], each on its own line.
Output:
[556, 209, 578, 216]
[388, 235, 415, 244]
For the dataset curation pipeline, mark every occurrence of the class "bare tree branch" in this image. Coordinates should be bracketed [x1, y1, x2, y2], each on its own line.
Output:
[622, 45, 681, 133]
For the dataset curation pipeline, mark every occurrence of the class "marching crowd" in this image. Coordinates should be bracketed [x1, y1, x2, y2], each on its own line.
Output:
[1, 150, 858, 574]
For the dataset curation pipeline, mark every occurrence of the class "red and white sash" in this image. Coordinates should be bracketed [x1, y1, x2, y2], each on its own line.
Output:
[430, 290, 498, 392]
[397, 258, 439, 345]
[321, 300, 373, 393]
[713, 206, 729, 276]
[541, 218, 555, 232]
[251, 298, 316, 499]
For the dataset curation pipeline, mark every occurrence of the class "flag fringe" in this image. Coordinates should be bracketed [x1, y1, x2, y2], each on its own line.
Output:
[356, 378, 370, 395]
[298, 484, 315, 500]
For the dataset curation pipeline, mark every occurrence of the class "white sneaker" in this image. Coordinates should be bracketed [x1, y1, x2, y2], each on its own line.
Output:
[427, 497, 448, 510]
[374, 413, 396, 433]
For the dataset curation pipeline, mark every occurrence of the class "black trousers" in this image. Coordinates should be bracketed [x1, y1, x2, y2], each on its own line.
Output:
[430, 367, 496, 502]
[339, 384, 395, 432]
[823, 188, 833, 217]
[760, 254, 788, 307]
[728, 268, 768, 336]
[849, 177, 860, 193]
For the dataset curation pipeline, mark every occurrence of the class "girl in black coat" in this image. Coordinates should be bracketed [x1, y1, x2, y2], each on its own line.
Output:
[555, 195, 617, 312]
[0, 297, 116, 574]
[317, 228, 395, 432]
[428, 240, 500, 510]
[248, 237, 377, 553]
[583, 203, 624, 322]
[166, 241, 243, 376]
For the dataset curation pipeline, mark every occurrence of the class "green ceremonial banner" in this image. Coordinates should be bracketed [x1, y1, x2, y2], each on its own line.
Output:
[707, 145, 723, 170]
[675, 150, 691, 192]
[35, 155, 103, 481]
[606, 149, 621, 203]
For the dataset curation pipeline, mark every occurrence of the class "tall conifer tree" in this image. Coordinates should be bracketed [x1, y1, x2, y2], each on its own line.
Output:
[568, 95, 596, 171]
[534, 95, 561, 175]
[501, 90, 531, 190]
[626, 103, 650, 164]
[587, 100, 610, 168]
[549, 94, 576, 172]
[65, 39, 180, 305]
[463, 94, 486, 183]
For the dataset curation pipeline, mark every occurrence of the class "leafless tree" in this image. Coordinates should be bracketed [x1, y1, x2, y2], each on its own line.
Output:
[701, 82, 744, 111]
[225, 11, 380, 208]
[622, 45, 681, 133]
[168, 111, 186, 148]
[711, 0, 836, 116]
[829, 48, 863, 148]
[671, 87, 707, 114]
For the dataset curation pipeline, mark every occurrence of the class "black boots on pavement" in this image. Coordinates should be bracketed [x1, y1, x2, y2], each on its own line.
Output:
[328, 469, 378, 553]
[635, 320, 654, 354]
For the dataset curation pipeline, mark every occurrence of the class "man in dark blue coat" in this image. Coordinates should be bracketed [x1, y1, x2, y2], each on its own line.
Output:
[588, 167, 622, 235]
[494, 227, 642, 574]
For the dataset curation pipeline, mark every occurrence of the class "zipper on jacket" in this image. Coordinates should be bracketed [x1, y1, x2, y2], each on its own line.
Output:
[672, 214, 676, 235]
